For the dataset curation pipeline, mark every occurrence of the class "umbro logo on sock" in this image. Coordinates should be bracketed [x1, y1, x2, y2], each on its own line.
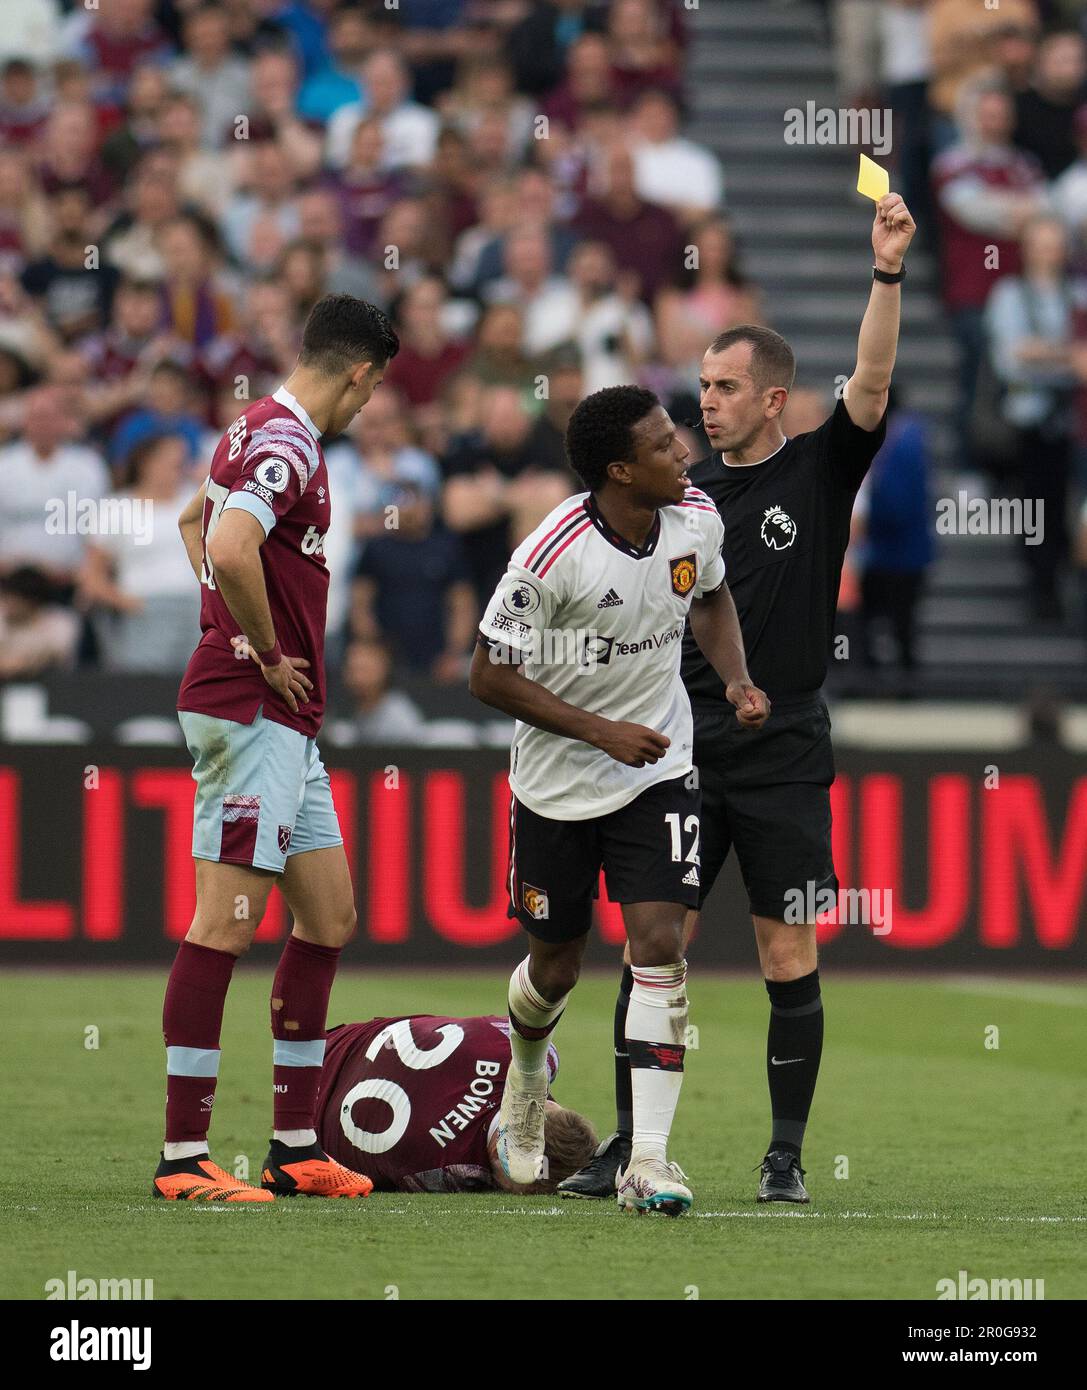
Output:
[682, 866, 700, 886]
[597, 588, 623, 608]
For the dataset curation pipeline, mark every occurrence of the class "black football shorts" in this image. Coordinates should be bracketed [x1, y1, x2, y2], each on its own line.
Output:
[692, 694, 837, 921]
[507, 774, 702, 942]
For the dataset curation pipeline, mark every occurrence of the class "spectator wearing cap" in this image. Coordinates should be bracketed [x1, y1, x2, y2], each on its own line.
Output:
[383, 276, 472, 408]
[573, 142, 684, 304]
[354, 481, 477, 684]
[326, 49, 441, 172]
[0, 385, 110, 598]
[328, 637, 427, 747]
[0, 565, 81, 679]
[1014, 29, 1087, 180]
[629, 88, 722, 223]
[20, 184, 121, 343]
[0, 57, 50, 147]
[932, 79, 1050, 470]
[170, 2, 252, 150]
[442, 383, 573, 605]
[78, 431, 200, 673]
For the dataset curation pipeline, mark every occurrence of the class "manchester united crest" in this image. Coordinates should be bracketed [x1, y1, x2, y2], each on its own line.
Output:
[522, 883, 549, 920]
[669, 553, 697, 597]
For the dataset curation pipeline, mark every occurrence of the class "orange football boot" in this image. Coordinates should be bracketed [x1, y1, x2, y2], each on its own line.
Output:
[260, 1139, 374, 1197]
[152, 1152, 275, 1202]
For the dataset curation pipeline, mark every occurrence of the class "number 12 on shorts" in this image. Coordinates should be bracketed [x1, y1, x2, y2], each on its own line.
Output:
[665, 812, 700, 865]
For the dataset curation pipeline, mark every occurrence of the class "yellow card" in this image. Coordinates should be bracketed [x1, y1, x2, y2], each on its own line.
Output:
[856, 153, 889, 203]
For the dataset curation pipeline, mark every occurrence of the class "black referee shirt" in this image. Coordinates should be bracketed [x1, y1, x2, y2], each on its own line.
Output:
[681, 398, 887, 703]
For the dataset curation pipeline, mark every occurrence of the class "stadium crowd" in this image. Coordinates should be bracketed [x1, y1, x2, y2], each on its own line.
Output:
[0, 0, 1085, 713]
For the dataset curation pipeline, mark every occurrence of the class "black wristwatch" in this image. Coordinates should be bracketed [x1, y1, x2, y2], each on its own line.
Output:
[873, 264, 906, 284]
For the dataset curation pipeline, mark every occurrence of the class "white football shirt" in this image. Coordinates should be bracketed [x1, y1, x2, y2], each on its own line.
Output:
[479, 488, 726, 821]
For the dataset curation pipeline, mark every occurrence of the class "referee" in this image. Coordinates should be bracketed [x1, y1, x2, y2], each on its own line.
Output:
[560, 190, 917, 1204]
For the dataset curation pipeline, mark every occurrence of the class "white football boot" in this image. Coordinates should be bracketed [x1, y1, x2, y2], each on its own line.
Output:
[616, 1157, 693, 1216]
[496, 1066, 548, 1185]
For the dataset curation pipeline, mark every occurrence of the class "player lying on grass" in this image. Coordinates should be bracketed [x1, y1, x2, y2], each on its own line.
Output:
[470, 385, 769, 1216]
[314, 1013, 597, 1192]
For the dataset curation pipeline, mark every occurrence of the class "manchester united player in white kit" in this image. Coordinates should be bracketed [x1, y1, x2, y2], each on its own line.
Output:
[152, 295, 399, 1202]
[470, 386, 770, 1215]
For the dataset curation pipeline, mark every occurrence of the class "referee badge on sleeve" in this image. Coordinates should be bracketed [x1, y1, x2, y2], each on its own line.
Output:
[522, 884, 550, 920]
[669, 553, 697, 597]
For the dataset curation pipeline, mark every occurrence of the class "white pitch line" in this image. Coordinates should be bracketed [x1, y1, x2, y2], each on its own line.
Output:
[941, 978, 1087, 1007]
[693, 1210, 1086, 1224]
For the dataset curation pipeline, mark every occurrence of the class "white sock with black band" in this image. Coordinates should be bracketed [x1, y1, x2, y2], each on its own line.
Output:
[626, 961, 688, 1166]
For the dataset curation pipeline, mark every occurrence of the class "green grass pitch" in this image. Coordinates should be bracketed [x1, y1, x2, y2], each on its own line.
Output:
[3, 968, 1084, 1301]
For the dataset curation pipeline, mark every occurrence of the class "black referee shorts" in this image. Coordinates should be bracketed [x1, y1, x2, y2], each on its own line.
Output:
[506, 774, 702, 943]
[692, 694, 837, 922]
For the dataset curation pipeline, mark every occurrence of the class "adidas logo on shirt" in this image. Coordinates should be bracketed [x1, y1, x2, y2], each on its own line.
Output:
[597, 588, 623, 608]
[682, 866, 700, 887]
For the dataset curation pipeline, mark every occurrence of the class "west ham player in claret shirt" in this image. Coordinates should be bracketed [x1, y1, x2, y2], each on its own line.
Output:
[470, 386, 769, 1216]
[153, 295, 399, 1202]
[317, 1014, 597, 1193]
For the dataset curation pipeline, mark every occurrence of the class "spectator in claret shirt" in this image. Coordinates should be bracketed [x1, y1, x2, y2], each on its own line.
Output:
[0, 58, 50, 148]
[606, 0, 683, 107]
[932, 79, 1050, 470]
[573, 142, 684, 305]
[541, 31, 617, 134]
[384, 276, 472, 409]
[1014, 29, 1087, 180]
[322, 116, 406, 260]
[66, 0, 173, 110]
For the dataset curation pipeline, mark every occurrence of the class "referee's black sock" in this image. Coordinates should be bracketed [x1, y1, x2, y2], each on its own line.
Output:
[765, 969, 823, 1159]
[614, 964, 634, 1139]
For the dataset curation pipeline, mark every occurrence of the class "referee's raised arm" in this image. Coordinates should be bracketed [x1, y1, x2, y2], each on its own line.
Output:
[842, 192, 917, 431]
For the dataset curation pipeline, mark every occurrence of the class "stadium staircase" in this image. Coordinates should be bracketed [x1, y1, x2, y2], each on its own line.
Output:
[684, 0, 1086, 698]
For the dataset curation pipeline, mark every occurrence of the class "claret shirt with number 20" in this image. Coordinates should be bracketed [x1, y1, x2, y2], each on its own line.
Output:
[177, 386, 331, 736]
[479, 488, 726, 821]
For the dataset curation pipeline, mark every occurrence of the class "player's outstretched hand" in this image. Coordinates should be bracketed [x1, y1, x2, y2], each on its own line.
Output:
[230, 635, 313, 713]
[594, 720, 671, 767]
[726, 680, 771, 730]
